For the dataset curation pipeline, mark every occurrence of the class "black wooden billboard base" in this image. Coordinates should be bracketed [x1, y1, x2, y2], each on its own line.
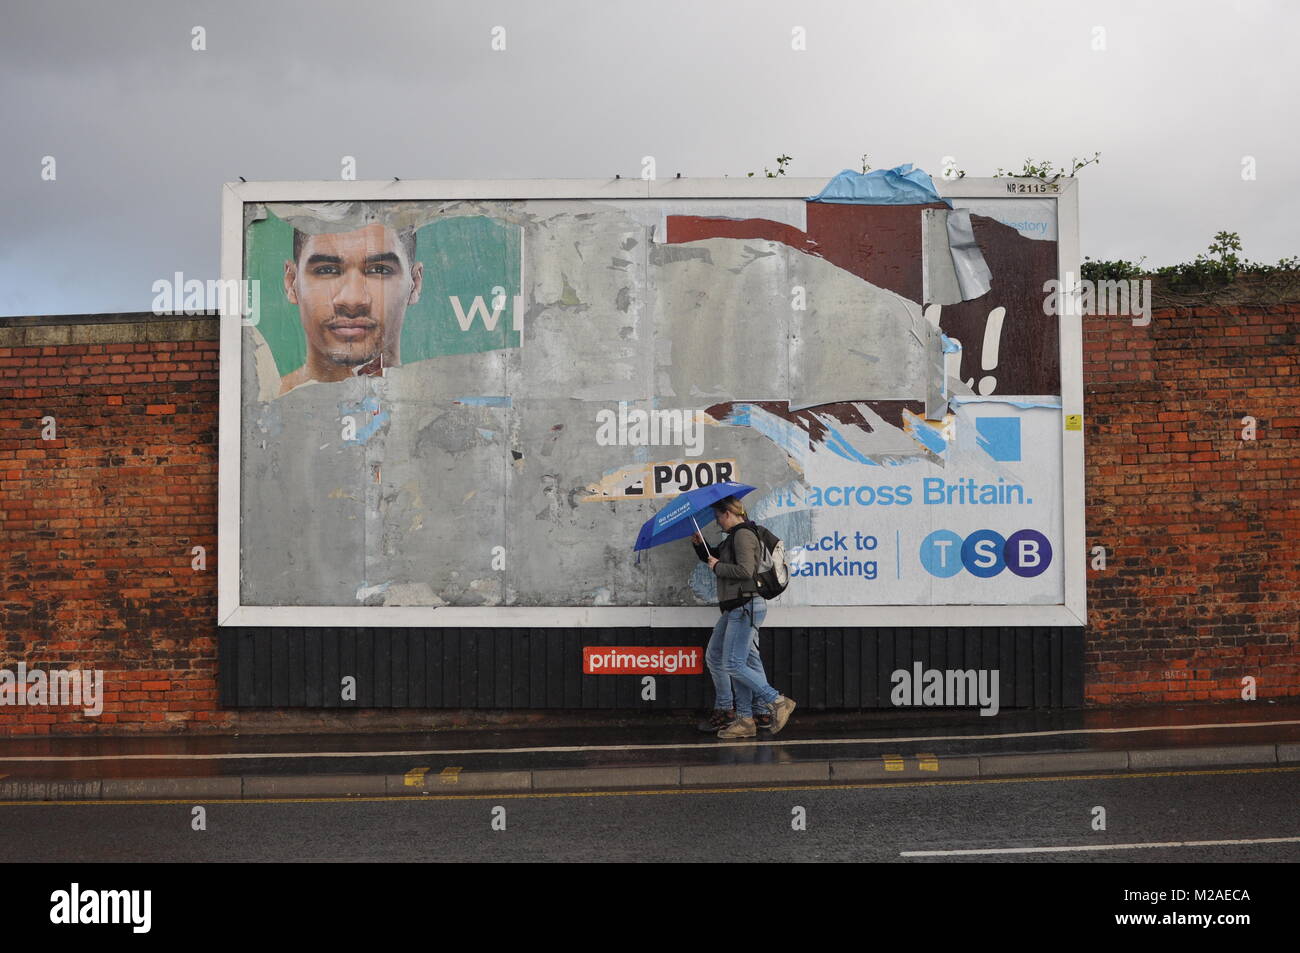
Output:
[218, 626, 1084, 710]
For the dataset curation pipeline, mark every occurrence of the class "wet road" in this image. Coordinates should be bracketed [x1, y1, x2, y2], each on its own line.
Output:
[4, 704, 1298, 782]
[3, 765, 1297, 863]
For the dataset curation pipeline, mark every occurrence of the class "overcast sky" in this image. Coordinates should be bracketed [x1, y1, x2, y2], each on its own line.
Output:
[2, 0, 1296, 317]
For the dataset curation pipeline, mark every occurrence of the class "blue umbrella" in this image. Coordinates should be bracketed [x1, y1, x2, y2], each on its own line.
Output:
[633, 481, 756, 557]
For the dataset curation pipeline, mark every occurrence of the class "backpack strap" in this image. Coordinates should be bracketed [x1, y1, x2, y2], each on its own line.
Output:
[742, 521, 776, 551]
[734, 523, 763, 554]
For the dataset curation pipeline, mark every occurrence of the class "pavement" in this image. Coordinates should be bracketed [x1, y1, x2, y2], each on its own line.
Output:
[1, 700, 1298, 801]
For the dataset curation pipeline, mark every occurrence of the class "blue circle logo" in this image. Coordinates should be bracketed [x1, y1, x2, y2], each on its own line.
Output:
[961, 529, 1006, 578]
[1005, 529, 1052, 577]
[919, 530, 965, 578]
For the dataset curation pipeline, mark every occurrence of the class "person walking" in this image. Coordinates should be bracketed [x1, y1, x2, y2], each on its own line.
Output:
[692, 496, 796, 739]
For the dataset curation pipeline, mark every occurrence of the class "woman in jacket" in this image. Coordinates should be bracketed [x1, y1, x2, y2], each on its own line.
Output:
[691, 496, 796, 739]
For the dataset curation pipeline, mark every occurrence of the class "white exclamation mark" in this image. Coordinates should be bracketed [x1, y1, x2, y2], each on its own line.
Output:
[978, 307, 1006, 396]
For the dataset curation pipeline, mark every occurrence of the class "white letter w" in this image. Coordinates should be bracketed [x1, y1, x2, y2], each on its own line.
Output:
[449, 296, 505, 331]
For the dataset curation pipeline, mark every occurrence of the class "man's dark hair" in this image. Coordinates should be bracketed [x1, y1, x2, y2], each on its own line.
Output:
[292, 225, 418, 269]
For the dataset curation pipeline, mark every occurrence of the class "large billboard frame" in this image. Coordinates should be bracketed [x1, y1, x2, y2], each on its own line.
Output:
[218, 176, 1084, 628]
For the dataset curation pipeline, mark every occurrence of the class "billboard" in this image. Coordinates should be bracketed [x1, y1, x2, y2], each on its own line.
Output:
[218, 175, 1084, 628]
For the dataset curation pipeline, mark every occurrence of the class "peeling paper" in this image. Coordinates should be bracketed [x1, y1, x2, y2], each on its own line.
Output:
[356, 581, 391, 602]
[808, 164, 950, 206]
[713, 400, 949, 473]
[252, 397, 283, 438]
[949, 395, 1061, 409]
[240, 192, 1066, 610]
[381, 582, 441, 606]
[718, 403, 809, 471]
[629, 200, 809, 245]
[339, 395, 389, 445]
[950, 198, 1058, 241]
[901, 409, 954, 455]
[921, 209, 961, 306]
[805, 404, 940, 468]
[267, 200, 470, 235]
[945, 210, 993, 300]
[248, 326, 282, 404]
[757, 504, 814, 546]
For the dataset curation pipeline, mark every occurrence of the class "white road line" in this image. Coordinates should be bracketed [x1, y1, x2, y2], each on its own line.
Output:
[0, 719, 1296, 763]
[902, 836, 1300, 856]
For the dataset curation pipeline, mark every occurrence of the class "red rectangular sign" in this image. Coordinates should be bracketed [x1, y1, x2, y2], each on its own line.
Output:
[583, 647, 702, 675]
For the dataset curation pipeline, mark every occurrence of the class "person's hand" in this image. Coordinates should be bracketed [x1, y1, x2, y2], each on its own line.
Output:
[692, 530, 704, 544]
[706, 556, 719, 570]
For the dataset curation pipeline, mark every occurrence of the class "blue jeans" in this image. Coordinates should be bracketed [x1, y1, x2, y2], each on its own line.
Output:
[705, 596, 778, 719]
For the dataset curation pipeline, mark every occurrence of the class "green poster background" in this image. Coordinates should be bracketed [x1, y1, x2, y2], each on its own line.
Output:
[246, 211, 522, 378]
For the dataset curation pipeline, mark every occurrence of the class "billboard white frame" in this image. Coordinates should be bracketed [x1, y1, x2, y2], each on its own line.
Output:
[218, 177, 1084, 628]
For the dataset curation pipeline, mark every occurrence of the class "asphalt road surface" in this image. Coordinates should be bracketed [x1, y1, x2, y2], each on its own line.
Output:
[3, 765, 1297, 863]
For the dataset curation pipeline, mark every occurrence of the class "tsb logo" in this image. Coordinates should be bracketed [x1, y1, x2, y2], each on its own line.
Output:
[920, 529, 1052, 578]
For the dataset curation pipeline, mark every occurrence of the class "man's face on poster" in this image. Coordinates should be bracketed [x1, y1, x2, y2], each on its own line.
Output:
[284, 223, 423, 374]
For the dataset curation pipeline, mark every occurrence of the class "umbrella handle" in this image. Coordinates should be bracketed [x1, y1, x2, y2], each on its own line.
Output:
[691, 516, 712, 558]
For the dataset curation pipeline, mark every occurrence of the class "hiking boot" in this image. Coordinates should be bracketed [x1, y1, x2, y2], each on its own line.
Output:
[768, 695, 796, 735]
[718, 716, 757, 739]
[753, 707, 773, 730]
[697, 708, 736, 733]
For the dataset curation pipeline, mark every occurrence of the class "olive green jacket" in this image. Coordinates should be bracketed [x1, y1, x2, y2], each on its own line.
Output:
[693, 522, 762, 609]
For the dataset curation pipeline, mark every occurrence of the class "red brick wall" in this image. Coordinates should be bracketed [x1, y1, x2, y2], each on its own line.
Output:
[0, 319, 223, 735]
[1083, 298, 1300, 705]
[0, 300, 1297, 736]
